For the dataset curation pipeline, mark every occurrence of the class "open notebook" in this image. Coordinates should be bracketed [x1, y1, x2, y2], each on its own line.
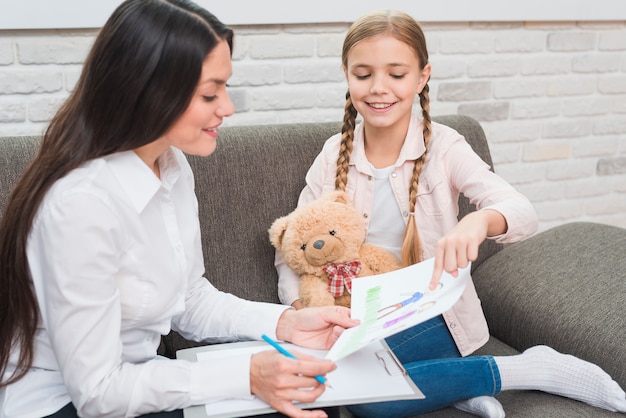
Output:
[177, 339, 423, 418]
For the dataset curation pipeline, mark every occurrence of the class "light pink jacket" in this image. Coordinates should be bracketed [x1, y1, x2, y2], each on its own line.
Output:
[276, 113, 538, 356]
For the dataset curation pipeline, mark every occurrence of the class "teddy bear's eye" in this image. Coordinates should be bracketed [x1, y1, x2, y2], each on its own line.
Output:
[329, 230, 336, 236]
[301, 244, 307, 250]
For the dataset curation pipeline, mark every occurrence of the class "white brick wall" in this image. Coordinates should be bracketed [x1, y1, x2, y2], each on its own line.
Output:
[1, 21, 625, 232]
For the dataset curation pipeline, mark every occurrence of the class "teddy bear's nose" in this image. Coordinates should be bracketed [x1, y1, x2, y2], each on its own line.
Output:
[313, 240, 325, 249]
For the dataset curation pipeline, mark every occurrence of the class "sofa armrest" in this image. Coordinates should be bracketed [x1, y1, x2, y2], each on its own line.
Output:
[472, 222, 626, 388]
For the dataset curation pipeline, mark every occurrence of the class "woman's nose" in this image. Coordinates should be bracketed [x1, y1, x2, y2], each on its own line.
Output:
[218, 92, 235, 117]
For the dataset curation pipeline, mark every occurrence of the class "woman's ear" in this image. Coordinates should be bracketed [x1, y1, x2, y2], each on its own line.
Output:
[417, 63, 432, 94]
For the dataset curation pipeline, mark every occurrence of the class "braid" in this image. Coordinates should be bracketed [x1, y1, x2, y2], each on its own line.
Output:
[419, 84, 432, 150]
[401, 84, 432, 267]
[335, 90, 357, 191]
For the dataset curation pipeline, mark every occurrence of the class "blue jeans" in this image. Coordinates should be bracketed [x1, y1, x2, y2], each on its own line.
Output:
[347, 315, 502, 418]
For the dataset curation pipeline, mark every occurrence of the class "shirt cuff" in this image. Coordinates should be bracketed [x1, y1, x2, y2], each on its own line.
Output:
[188, 353, 253, 404]
[237, 301, 291, 340]
[187, 302, 289, 405]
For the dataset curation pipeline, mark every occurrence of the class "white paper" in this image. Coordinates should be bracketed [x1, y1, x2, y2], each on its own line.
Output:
[190, 340, 422, 418]
[326, 257, 470, 361]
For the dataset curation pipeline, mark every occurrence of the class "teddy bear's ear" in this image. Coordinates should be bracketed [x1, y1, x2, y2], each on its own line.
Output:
[268, 216, 289, 248]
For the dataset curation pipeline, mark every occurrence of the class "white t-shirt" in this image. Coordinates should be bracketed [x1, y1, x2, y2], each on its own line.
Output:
[365, 163, 405, 260]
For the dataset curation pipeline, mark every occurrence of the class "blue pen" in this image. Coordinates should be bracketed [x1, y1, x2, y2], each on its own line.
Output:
[261, 334, 331, 388]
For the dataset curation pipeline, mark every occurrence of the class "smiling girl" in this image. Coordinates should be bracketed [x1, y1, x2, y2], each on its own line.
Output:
[274, 9, 626, 418]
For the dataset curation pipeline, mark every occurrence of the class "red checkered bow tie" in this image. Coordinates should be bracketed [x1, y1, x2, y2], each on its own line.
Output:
[323, 261, 361, 297]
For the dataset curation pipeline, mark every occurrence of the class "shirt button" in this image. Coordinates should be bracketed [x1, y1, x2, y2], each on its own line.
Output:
[449, 322, 456, 329]
[363, 213, 368, 219]
[391, 172, 397, 178]
[403, 211, 409, 217]
[368, 176, 372, 181]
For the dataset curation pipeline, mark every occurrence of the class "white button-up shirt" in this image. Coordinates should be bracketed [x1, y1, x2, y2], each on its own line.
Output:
[1, 147, 287, 418]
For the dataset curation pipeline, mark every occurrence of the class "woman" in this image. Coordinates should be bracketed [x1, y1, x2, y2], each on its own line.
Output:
[0, 1, 355, 417]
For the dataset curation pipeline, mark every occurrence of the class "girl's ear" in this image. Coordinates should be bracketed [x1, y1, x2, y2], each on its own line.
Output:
[342, 65, 349, 81]
[417, 63, 432, 94]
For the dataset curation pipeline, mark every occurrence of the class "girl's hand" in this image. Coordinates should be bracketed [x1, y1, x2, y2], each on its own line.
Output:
[250, 349, 335, 418]
[429, 209, 507, 289]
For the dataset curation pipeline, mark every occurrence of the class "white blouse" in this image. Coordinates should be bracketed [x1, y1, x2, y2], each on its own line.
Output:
[1, 147, 287, 418]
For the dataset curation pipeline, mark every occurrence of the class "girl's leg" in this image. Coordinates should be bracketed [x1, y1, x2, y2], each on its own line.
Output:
[385, 315, 505, 418]
[349, 316, 502, 418]
[347, 355, 501, 418]
[496, 345, 626, 413]
[385, 315, 460, 363]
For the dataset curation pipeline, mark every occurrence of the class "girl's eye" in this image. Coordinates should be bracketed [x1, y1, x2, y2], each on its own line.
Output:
[355, 74, 371, 80]
[391, 74, 406, 79]
[203, 95, 217, 102]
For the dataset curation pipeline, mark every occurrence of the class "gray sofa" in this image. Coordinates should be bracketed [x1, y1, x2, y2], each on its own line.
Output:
[1, 115, 624, 417]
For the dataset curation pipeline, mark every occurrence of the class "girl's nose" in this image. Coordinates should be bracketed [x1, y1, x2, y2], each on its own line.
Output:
[369, 74, 387, 94]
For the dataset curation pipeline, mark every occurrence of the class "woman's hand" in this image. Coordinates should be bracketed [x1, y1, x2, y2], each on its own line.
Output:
[257, 306, 357, 416]
[275, 306, 359, 350]
[429, 209, 507, 290]
[250, 349, 335, 418]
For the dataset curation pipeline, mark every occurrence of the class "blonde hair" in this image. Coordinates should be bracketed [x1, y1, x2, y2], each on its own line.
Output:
[336, 10, 431, 267]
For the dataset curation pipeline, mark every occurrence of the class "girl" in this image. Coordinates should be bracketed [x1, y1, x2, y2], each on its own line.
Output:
[275, 10, 626, 418]
[0, 1, 357, 417]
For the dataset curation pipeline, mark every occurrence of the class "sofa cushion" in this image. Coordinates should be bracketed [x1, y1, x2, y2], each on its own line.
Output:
[473, 221, 626, 388]
[0, 136, 40, 216]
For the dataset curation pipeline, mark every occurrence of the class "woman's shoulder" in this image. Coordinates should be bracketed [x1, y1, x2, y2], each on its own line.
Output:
[47, 158, 108, 199]
[34, 158, 114, 225]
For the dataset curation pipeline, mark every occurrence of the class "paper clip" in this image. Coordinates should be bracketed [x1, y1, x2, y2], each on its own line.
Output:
[375, 348, 407, 376]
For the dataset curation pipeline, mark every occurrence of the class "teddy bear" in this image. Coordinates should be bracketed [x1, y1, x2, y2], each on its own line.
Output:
[269, 191, 401, 308]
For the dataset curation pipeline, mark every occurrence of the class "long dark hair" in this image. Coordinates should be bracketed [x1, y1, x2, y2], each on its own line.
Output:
[0, 0, 233, 387]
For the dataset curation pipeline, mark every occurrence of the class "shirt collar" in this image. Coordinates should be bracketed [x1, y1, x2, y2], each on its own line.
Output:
[351, 112, 427, 172]
[105, 147, 182, 213]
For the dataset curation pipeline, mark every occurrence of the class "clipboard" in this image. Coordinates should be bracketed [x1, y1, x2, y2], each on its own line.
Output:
[177, 339, 424, 418]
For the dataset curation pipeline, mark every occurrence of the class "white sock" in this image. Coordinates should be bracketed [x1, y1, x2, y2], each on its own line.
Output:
[495, 345, 626, 413]
[453, 396, 505, 418]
